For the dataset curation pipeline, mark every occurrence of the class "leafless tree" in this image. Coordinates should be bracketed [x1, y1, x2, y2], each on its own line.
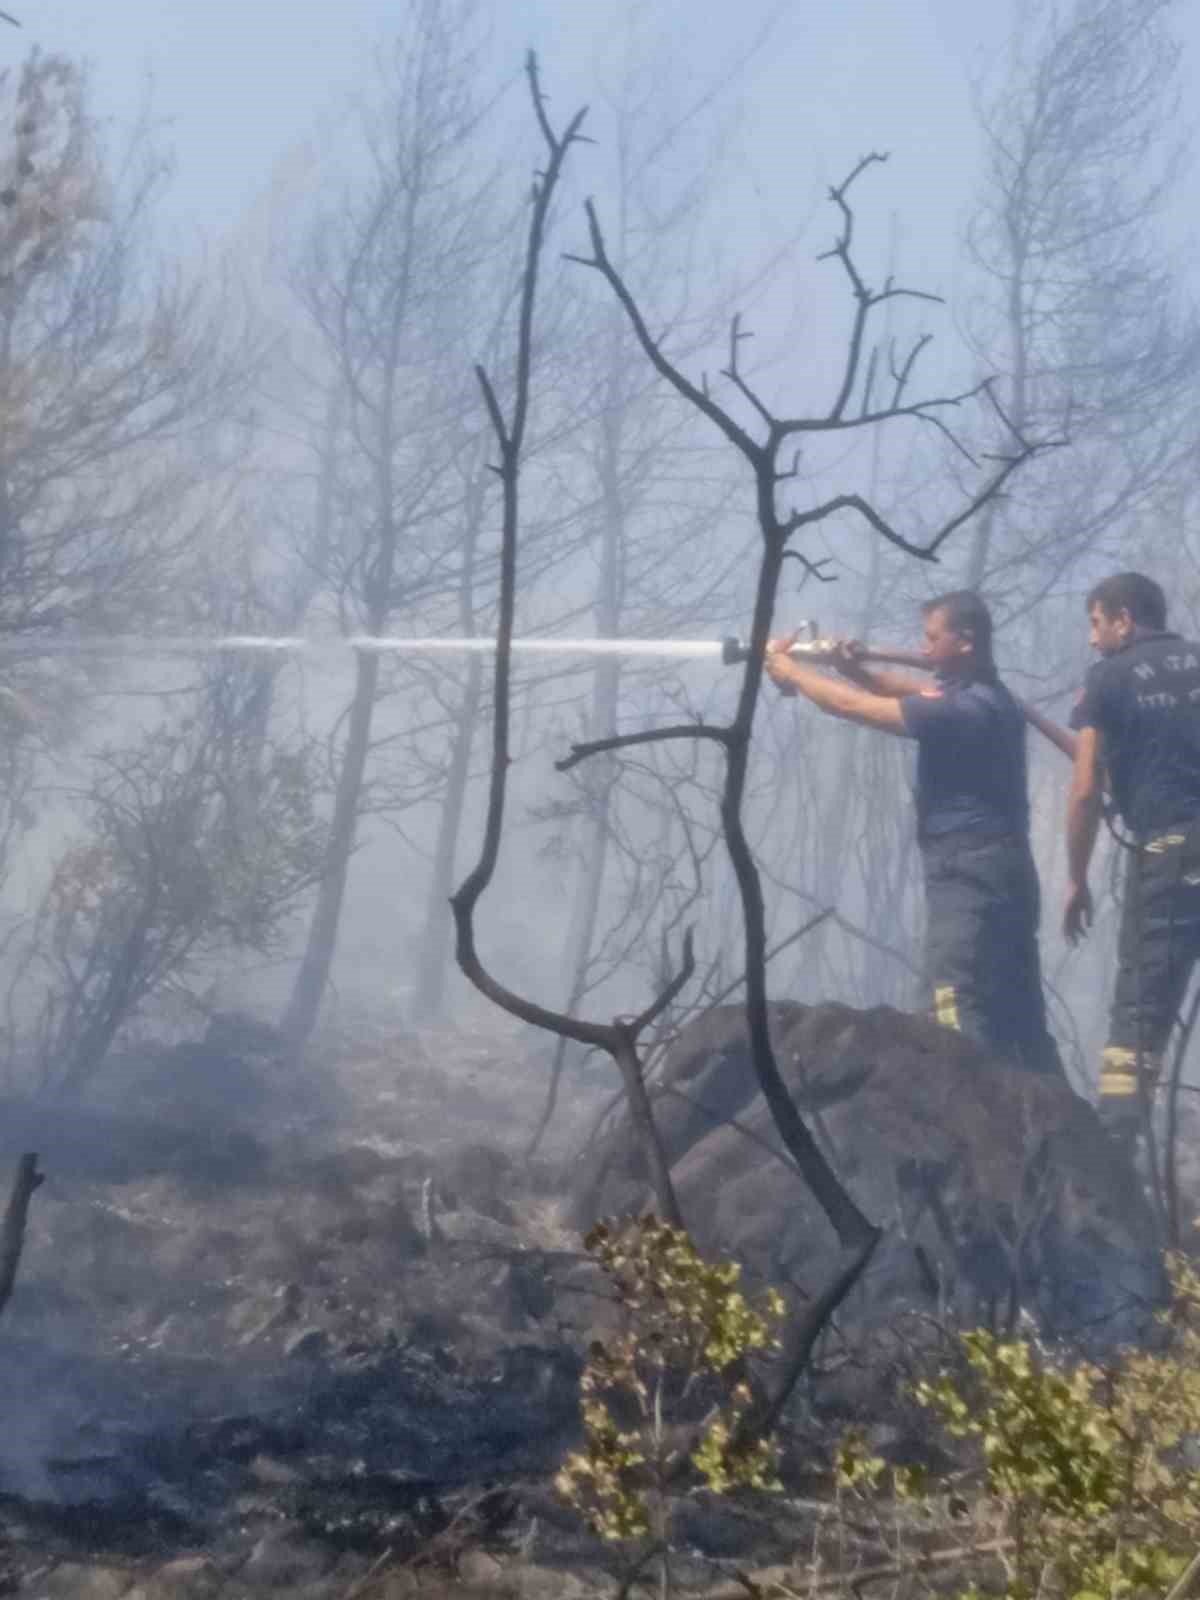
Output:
[453, 77, 1069, 1449]
[553, 149, 1060, 1262]
[523, 16, 770, 1143]
[278, 0, 517, 1055]
[2, 656, 327, 1095]
[954, 0, 1200, 1101]
[961, 0, 1200, 601]
[0, 53, 254, 647]
[450, 57, 696, 1226]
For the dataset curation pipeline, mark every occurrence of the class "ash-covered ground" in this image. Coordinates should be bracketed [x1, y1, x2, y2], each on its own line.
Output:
[0, 1014, 842, 1599]
[0, 1005, 1176, 1599]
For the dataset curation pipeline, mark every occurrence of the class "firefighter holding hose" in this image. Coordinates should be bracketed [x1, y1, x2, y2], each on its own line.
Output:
[764, 589, 1065, 1079]
[1064, 571, 1200, 1156]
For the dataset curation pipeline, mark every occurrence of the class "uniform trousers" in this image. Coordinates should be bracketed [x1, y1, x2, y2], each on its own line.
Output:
[1099, 822, 1200, 1129]
[921, 831, 1063, 1079]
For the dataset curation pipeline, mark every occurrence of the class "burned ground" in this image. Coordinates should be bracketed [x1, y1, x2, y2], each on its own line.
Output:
[0, 1005, 1181, 1598]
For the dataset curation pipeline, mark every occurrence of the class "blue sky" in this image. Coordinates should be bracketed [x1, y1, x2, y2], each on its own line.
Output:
[5, 0, 1061, 268]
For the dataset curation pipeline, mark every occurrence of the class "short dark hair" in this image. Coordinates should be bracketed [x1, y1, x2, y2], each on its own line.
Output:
[1086, 571, 1167, 630]
[923, 590, 996, 677]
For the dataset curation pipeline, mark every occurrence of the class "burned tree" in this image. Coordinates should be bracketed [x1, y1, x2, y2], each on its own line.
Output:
[555, 153, 1056, 1247]
[0, 54, 251, 645]
[279, 0, 527, 1055]
[961, 0, 1199, 599]
[452, 82, 1076, 1443]
[450, 61, 693, 1227]
[3, 659, 326, 1094]
[524, 17, 767, 1148]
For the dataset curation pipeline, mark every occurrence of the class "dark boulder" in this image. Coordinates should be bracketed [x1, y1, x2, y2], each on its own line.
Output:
[572, 1002, 1163, 1348]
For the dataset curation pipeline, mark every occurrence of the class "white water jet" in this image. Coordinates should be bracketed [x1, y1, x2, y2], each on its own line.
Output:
[0, 633, 730, 662]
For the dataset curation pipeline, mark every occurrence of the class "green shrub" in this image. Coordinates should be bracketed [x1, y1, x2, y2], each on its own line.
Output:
[839, 1255, 1200, 1600]
[556, 1215, 784, 1549]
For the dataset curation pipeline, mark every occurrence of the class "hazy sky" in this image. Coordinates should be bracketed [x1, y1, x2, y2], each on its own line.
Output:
[17, 0, 1198, 294]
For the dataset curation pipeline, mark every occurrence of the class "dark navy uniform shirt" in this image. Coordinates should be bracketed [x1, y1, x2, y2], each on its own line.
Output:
[899, 675, 1029, 843]
[1074, 630, 1200, 838]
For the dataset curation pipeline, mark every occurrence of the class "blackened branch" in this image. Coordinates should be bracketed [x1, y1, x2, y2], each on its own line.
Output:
[775, 447, 803, 483]
[624, 927, 696, 1038]
[525, 51, 592, 159]
[817, 154, 944, 422]
[983, 375, 1040, 453]
[859, 344, 880, 419]
[890, 332, 932, 409]
[556, 722, 732, 774]
[782, 550, 837, 583]
[778, 372, 993, 467]
[817, 152, 890, 297]
[721, 312, 775, 429]
[566, 201, 765, 464]
[789, 438, 1055, 558]
[453, 62, 687, 1229]
[0, 1154, 42, 1321]
[473, 362, 508, 452]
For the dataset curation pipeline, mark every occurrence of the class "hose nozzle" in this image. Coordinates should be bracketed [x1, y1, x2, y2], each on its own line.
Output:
[722, 621, 830, 666]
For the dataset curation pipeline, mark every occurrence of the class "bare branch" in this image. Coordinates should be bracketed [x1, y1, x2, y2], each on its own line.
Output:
[0, 1154, 42, 1321]
[473, 362, 508, 451]
[781, 550, 838, 583]
[567, 201, 765, 463]
[787, 435, 1061, 557]
[720, 312, 776, 428]
[555, 722, 732, 774]
[452, 63, 685, 1230]
[624, 927, 696, 1038]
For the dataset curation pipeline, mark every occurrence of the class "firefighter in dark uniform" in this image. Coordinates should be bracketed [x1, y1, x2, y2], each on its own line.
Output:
[766, 590, 1064, 1077]
[1064, 571, 1200, 1150]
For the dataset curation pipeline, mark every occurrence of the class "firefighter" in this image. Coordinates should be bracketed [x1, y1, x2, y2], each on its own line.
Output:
[1064, 571, 1200, 1152]
[765, 590, 1064, 1077]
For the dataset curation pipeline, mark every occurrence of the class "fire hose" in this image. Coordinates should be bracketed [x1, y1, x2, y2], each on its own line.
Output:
[721, 625, 1076, 762]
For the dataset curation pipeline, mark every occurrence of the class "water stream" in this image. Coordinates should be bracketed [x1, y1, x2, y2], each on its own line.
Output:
[0, 634, 732, 661]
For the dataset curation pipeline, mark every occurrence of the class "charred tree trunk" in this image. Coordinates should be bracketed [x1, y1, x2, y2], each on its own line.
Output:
[411, 463, 489, 1023]
[0, 1154, 42, 1321]
[281, 649, 382, 1053]
[410, 656, 483, 1022]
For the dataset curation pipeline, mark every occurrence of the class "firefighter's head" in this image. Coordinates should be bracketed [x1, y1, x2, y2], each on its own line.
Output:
[1086, 571, 1167, 656]
[921, 591, 995, 681]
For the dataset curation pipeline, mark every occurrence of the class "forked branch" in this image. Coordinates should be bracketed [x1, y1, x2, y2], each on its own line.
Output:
[451, 59, 688, 1229]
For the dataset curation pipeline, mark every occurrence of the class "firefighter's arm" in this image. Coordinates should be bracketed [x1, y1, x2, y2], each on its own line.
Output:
[1063, 725, 1103, 943]
[765, 643, 907, 735]
[827, 641, 928, 699]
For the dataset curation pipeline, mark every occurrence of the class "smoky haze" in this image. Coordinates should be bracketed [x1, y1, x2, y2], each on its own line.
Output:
[0, 0, 1196, 1126]
[0, 2, 1196, 1579]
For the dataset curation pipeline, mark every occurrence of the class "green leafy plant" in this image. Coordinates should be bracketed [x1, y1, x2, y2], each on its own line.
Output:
[556, 1214, 784, 1576]
[837, 1255, 1200, 1600]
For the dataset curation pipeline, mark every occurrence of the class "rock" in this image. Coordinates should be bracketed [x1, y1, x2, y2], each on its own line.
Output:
[249, 1454, 305, 1487]
[283, 1325, 330, 1361]
[234, 1282, 303, 1344]
[125, 1556, 222, 1600]
[457, 1549, 505, 1585]
[436, 1208, 523, 1250]
[33, 1566, 134, 1600]
[239, 1528, 335, 1588]
[576, 1002, 1163, 1348]
[368, 1577, 419, 1598]
[0, 1096, 266, 1186]
[513, 1566, 590, 1598]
